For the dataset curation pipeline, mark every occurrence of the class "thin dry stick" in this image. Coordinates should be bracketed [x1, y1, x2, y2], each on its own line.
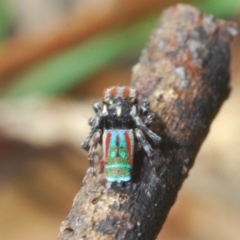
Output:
[57, 4, 238, 240]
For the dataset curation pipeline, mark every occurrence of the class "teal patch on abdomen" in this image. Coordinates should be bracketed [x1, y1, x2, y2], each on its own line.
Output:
[106, 176, 131, 182]
[119, 151, 127, 159]
[109, 151, 116, 158]
[105, 164, 132, 169]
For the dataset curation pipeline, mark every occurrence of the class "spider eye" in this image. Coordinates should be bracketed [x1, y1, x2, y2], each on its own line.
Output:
[103, 97, 113, 105]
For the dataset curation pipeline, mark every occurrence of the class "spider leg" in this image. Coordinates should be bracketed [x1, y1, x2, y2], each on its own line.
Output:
[135, 128, 156, 168]
[88, 117, 94, 126]
[140, 100, 150, 116]
[93, 101, 103, 115]
[81, 130, 94, 151]
[81, 101, 104, 151]
[88, 129, 102, 175]
[81, 115, 103, 150]
[144, 112, 156, 126]
[135, 128, 154, 158]
[133, 115, 161, 146]
[140, 100, 156, 126]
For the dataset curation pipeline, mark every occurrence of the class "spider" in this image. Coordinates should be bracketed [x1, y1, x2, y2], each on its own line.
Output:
[81, 86, 161, 182]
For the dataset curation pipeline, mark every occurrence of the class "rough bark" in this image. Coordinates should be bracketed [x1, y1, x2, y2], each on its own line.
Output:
[57, 4, 237, 240]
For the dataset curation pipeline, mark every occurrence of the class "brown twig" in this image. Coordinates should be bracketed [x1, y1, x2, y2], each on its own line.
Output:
[57, 4, 237, 240]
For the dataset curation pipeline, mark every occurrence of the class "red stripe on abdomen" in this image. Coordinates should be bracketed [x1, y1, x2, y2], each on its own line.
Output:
[105, 132, 112, 159]
[124, 131, 132, 160]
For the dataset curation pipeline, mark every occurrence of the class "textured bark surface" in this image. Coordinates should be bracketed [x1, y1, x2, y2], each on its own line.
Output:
[57, 4, 237, 240]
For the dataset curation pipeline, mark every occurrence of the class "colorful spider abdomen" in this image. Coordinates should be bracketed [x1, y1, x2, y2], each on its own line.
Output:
[103, 129, 134, 182]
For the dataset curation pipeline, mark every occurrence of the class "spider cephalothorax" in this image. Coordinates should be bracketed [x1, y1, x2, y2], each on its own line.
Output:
[81, 86, 161, 182]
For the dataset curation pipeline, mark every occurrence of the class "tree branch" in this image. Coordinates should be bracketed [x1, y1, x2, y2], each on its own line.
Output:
[57, 4, 237, 240]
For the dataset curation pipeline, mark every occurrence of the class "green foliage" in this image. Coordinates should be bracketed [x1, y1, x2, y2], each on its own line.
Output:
[2, 14, 158, 98]
[0, 0, 12, 41]
[195, 0, 240, 17]
[2, 0, 239, 98]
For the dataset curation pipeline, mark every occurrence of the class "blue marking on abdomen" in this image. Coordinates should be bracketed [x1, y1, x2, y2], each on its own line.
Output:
[106, 176, 131, 182]
[105, 164, 132, 169]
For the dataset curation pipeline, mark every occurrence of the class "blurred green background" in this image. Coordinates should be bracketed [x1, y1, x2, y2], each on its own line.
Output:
[0, 0, 239, 99]
[0, 0, 240, 240]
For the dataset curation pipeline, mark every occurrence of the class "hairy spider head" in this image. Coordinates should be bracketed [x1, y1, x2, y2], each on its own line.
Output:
[102, 86, 138, 129]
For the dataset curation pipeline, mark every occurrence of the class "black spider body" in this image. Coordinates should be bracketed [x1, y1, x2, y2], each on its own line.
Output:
[105, 98, 133, 129]
[81, 86, 161, 182]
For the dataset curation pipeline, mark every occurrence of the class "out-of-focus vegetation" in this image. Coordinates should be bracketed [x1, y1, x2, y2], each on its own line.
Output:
[1, 15, 157, 98]
[196, 0, 240, 16]
[0, 0, 12, 41]
[0, 0, 239, 98]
